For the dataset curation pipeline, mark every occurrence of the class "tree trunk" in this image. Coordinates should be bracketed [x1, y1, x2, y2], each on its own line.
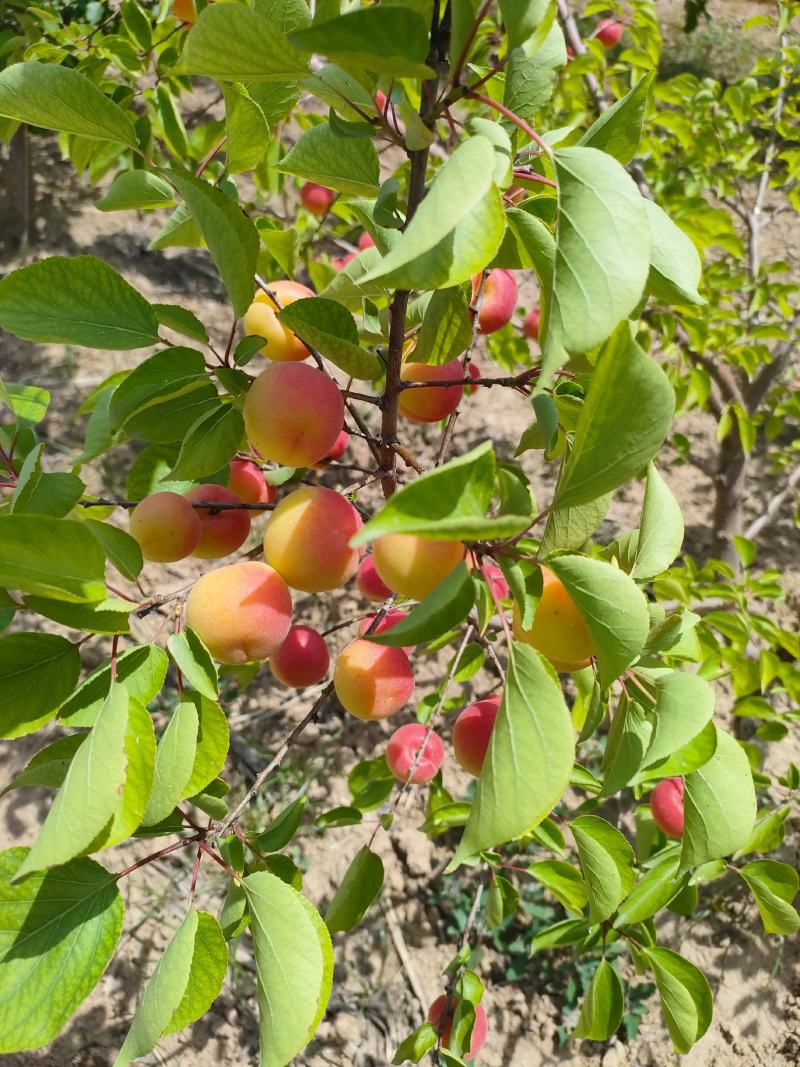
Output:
[711, 423, 748, 567]
[7, 126, 33, 252]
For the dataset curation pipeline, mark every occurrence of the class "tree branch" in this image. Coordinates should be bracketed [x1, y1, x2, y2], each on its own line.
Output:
[743, 463, 800, 541]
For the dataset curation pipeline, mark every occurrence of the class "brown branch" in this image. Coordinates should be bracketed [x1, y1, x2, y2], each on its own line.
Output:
[743, 464, 800, 541]
[78, 497, 276, 512]
[399, 368, 538, 390]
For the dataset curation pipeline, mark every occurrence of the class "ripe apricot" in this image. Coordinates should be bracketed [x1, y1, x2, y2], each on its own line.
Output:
[386, 723, 445, 783]
[333, 639, 414, 720]
[323, 430, 350, 463]
[300, 182, 335, 217]
[373, 533, 464, 601]
[466, 362, 481, 395]
[172, 0, 195, 24]
[512, 567, 595, 672]
[482, 563, 509, 601]
[523, 306, 540, 341]
[398, 359, 464, 424]
[270, 625, 330, 688]
[650, 777, 685, 838]
[357, 609, 413, 654]
[473, 268, 518, 334]
[356, 556, 392, 603]
[129, 491, 201, 563]
[244, 362, 344, 467]
[263, 485, 361, 592]
[427, 996, 488, 1061]
[184, 484, 251, 559]
[595, 18, 622, 47]
[357, 231, 375, 250]
[186, 561, 292, 664]
[227, 459, 275, 505]
[452, 695, 501, 777]
[242, 280, 314, 362]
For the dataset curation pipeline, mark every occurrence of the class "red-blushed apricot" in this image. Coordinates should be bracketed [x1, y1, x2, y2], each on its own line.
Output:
[595, 18, 623, 47]
[184, 485, 251, 560]
[373, 533, 465, 601]
[473, 269, 518, 335]
[129, 492, 201, 563]
[244, 363, 344, 467]
[332, 251, 357, 271]
[374, 90, 388, 114]
[356, 556, 392, 603]
[333, 639, 414, 720]
[242, 280, 314, 362]
[482, 563, 510, 601]
[427, 996, 489, 1062]
[512, 567, 595, 672]
[523, 305, 540, 341]
[270, 625, 330, 688]
[398, 358, 464, 424]
[650, 777, 685, 838]
[186, 561, 292, 665]
[357, 231, 375, 250]
[172, 0, 195, 23]
[386, 723, 445, 783]
[300, 182, 336, 217]
[263, 485, 362, 592]
[466, 362, 481, 396]
[227, 459, 276, 506]
[324, 430, 350, 462]
[452, 695, 501, 777]
[357, 609, 413, 654]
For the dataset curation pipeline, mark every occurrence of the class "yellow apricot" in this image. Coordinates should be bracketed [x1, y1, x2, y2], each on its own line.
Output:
[243, 280, 314, 362]
[334, 639, 414, 720]
[512, 567, 595, 671]
[373, 533, 464, 600]
[129, 491, 201, 563]
[398, 359, 464, 424]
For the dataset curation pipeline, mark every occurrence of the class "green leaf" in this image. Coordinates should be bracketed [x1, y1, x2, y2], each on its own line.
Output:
[451, 643, 574, 865]
[643, 947, 712, 1054]
[680, 728, 757, 871]
[571, 815, 635, 924]
[168, 629, 219, 699]
[413, 287, 473, 365]
[165, 172, 260, 318]
[278, 297, 380, 379]
[184, 694, 230, 798]
[735, 807, 791, 857]
[153, 304, 209, 344]
[538, 494, 612, 556]
[530, 917, 593, 953]
[92, 696, 156, 850]
[59, 644, 168, 727]
[543, 148, 649, 375]
[392, 1022, 438, 1064]
[115, 909, 226, 1065]
[2, 734, 86, 795]
[22, 595, 132, 636]
[631, 463, 684, 579]
[325, 846, 384, 933]
[505, 208, 556, 282]
[277, 121, 380, 196]
[222, 83, 270, 173]
[15, 683, 130, 880]
[503, 24, 567, 126]
[528, 859, 588, 912]
[360, 137, 506, 291]
[579, 72, 654, 164]
[546, 555, 650, 688]
[613, 855, 684, 927]
[180, 4, 308, 82]
[0, 632, 81, 740]
[0, 62, 137, 146]
[97, 171, 176, 211]
[553, 328, 675, 509]
[370, 563, 474, 646]
[0, 515, 107, 603]
[288, 8, 435, 79]
[11, 444, 84, 517]
[643, 671, 715, 769]
[499, 0, 553, 49]
[0, 255, 159, 349]
[486, 873, 520, 929]
[738, 860, 800, 936]
[573, 958, 624, 1040]
[600, 698, 651, 796]
[86, 519, 144, 582]
[254, 794, 307, 853]
[0, 848, 123, 1053]
[109, 347, 218, 443]
[149, 204, 204, 251]
[645, 200, 704, 306]
[244, 870, 334, 1067]
[352, 441, 530, 545]
[640, 720, 717, 781]
[168, 404, 244, 480]
[143, 696, 200, 826]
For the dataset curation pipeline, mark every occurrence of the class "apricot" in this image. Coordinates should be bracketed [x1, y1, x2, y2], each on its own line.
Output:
[482, 563, 509, 601]
[650, 777, 685, 838]
[373, 533, 464, 601]
[466, 362, 481, 396]
[270, 625, 330, 688]
[300, 182, 335, 217]
[398, 359, 464, 424]
[386, 723, 445, 783]
[427, 996, 488, 1062]
[242, 280, 314, 362]
[357, 231, 375, 250]
[595, 18, 622, 47]
[356, 556, 392, 603]
[172, 0, 195, 23]
[324, 430, 350, 462]
[357, 609, 413, 654]
[512, 567, 595, 672]
[184, 484, 251, 559]
[129, 491, 201, 563]
[374, 90, 388, 114]
[227, 459, 275, 505]
[186, 561, 292, 664]
[523, 306, 540, 341]
[332, 252, 357, 271]
[333, 639, 414, 720]
[452, 695, 501, 777]
[473, 268, 518, 335]
[263, 485, 361, 592]
[244, 363, 344, 467]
